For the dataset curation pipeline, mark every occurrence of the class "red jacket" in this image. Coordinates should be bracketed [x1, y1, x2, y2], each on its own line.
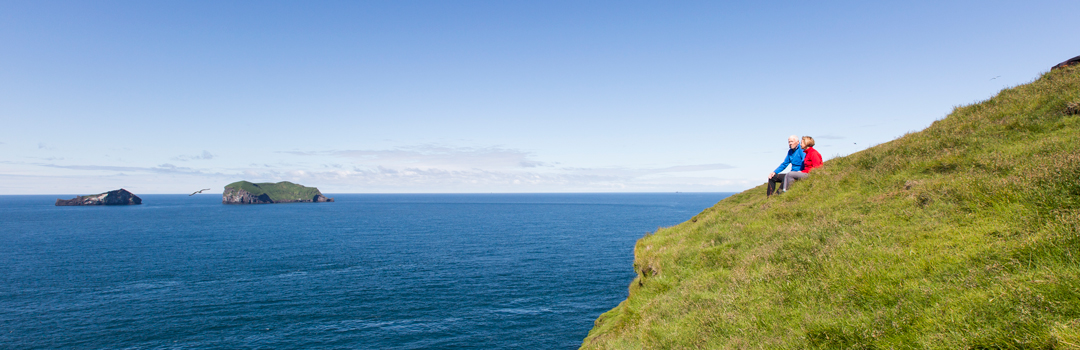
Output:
[802, 147, 822, 173]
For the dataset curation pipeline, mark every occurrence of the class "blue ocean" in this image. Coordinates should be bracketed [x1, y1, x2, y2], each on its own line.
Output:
[0, 193, 731, 349]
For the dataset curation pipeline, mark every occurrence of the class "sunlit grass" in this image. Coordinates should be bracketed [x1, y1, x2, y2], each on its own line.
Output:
[583, 66, 1080, 349]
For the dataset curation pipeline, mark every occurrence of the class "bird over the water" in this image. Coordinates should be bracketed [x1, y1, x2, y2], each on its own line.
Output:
[190, 188, 211, 196]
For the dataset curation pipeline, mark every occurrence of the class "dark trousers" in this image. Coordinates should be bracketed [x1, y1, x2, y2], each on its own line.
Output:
[767, 173, 786, 196]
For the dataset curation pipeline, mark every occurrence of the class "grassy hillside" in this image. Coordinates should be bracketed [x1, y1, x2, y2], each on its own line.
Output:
[224, 181, 323, 202]
[583, 66, 1080, 349]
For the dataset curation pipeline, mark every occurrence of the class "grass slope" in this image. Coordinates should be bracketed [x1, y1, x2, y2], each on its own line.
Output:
[224, 181, 323, 202]
[583, 67, 1080, 349]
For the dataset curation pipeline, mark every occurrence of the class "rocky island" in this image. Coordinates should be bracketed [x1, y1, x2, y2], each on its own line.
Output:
[222, 181, 334, 204]
[55, 189, 142, 206]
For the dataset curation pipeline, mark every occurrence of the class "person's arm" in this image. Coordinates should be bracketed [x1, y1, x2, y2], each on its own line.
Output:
[773, 150, 792, 174]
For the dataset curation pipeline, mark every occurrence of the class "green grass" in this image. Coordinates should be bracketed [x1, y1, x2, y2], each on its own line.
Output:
[582, 66, 1080, 349]
[224, 181, 324, 202]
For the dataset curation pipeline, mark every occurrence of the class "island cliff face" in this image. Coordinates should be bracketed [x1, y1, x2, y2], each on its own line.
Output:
[56, 189, 142, 206]
[222, 188, 275, 204]
[222, 181, 333, 204]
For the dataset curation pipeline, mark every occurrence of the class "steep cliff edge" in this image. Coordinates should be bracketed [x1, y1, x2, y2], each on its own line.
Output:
[222, 181, 334, 204]
[582, 66, 1080, 348]
[56, 189, 142, 206]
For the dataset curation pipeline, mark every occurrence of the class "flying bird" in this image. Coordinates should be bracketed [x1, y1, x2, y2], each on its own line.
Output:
[190, 188, 211, 196]
[991, 76, 1001, 80]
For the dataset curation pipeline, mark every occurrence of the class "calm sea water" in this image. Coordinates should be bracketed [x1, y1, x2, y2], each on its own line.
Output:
[0, 193, 731, 349]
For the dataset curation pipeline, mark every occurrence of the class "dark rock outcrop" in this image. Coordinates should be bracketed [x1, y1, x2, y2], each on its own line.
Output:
[1066, 102, 1080, 116]
[56, 189, 142, 206]
[222, 187, 275, 204]
[1052, 55, 1080, 70]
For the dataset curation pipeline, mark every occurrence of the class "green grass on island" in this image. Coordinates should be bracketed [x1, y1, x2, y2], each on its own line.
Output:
[224, 181, 324, 202]
[582, 66, 1080, 349]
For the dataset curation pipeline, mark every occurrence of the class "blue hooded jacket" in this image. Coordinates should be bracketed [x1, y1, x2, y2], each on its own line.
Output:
[774, 144, 805, 174]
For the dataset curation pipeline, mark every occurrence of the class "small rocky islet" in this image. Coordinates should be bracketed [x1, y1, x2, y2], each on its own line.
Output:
[55, 189, 142, 206]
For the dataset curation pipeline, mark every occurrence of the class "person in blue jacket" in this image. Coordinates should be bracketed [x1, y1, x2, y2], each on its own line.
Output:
[767, 135, 805, 196]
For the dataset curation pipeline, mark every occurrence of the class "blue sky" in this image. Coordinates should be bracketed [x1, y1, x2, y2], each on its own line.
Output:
[2, 1, 1078, 194]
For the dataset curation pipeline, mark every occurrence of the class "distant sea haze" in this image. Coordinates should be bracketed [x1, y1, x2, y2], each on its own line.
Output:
[0, 193, 731, 349]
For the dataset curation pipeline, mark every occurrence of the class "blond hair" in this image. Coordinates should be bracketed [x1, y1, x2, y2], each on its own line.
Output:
[801, 136, 815, 148]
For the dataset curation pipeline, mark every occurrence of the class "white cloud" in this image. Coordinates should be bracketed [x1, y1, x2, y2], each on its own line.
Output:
[173, 150, 214, 161]
[230, 166, 623, 191]
[285, 145, 546, 170]
[221, 160, 743, 193]
[28, 162, 217, 175]
[647, 163, 736, 173]
[0, 144, 749, 193]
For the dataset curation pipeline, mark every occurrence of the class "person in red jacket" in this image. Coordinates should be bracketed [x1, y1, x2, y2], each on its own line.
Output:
[782, 136, 822, 191]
